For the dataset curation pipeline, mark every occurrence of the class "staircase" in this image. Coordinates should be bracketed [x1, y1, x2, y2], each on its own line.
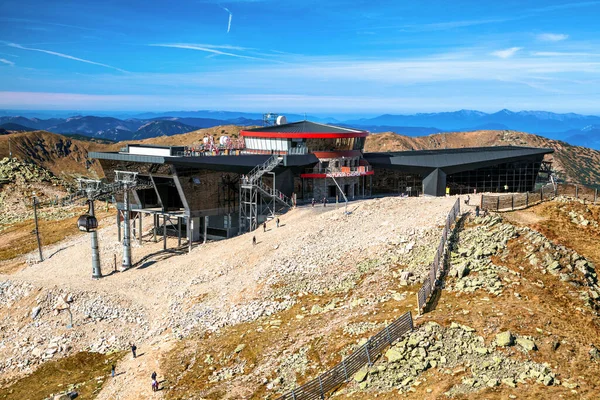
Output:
[239, 155, 292, 233]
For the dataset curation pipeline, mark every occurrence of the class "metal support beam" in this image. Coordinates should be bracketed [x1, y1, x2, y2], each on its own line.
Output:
[90, 200, 101, 279]
[117, 211, 121, 242]
[138, 212, 142, 245]
[177, 217, 182, 247]
[163, 214, 167, 250]
[153, 213, 158, 242]
[33, 196, 43, 262]
[204, 216, 208, 244]
[122, 189, 132, 270]
[187, 216, 192, 253]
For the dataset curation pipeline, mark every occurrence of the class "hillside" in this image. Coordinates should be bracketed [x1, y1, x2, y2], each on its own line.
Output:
[0, 130, 109, 178]
[365, 130, 600, 188]
[1, 127, 599, 189]
[0, 197, 599, 399]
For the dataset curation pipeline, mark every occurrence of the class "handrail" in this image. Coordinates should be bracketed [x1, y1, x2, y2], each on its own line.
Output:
[247, 155, 280, 183]
[304, 165, 372, 175]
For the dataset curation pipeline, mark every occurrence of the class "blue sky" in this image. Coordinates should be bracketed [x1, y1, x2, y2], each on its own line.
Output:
[1, 0, 600, 115]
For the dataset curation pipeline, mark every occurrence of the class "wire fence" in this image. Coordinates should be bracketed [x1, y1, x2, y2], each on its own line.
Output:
[417, 198, 461, 314]
[275, 311, 414, 400]
[275, 199, 463, 399]
[481, 182, 599, 212]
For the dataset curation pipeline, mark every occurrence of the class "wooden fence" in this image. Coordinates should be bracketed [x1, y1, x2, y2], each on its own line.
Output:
[481, 183, 598, 212]
[275, 311, 414, 400]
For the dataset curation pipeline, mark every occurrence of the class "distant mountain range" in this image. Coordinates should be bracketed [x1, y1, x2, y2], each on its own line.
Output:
[1, 109, 600, 149]
[0, 115, 264, 142]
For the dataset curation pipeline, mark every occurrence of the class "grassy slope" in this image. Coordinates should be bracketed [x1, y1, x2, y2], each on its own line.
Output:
[0, 351, 124, 400]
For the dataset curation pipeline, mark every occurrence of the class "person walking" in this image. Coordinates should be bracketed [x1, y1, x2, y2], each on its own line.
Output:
[111, 364, 115, 378]
[475, 205, 480, 217]
[131, 343, 137, 359]
[263, 222, 267, 232]
[151, 371, 157, 391]
[323, 197, 327, 207]
[311, 198, 315, 207]
[252, 236, 256, 246]
[276, 218, 280, 228]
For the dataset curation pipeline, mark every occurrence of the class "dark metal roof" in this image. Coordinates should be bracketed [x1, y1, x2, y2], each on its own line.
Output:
[365, 146, 554, 174]
[89, 151, 319, 173]
[366, 145, 552, 157]
[242, 121, 366, 134]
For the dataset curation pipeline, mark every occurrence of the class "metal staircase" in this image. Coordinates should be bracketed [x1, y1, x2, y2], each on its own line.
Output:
[239, 155, 292, 233]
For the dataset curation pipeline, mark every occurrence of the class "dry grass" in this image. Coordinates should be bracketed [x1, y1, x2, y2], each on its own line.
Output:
[160, 262, 420, 399]
[0, 351, 125, 400]
[0, 207, 113, 267]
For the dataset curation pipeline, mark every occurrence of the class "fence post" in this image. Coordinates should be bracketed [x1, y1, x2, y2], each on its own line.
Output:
[496, 196, 500, 211]
[342, 358, 349, 382]
[365, 342, 372, 365]
[385, 325, 393, 345]
[595, 188, 598, 204]
[526, 192, 529, 207]
[541, 186, 543, 202]
[511, 195, 514, 210]
[291, 388, 296, 400]
[318, 375, 324, 399]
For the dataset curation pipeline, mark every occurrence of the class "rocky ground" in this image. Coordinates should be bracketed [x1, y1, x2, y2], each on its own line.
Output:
[0, 196, 454, 399]
[1, 195, 600, 399]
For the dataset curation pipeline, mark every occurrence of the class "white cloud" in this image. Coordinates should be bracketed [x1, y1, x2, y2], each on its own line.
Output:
[0, 58, 15, 66]
[7, 43, 127, 72]
[537, 33, 569, 42]
[491, 47, 522, 59]
[221, 7, 233, 33]
[149, 43, 272, 61]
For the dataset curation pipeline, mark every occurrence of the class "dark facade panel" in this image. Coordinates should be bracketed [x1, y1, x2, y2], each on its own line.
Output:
[173, 166, 240, 216]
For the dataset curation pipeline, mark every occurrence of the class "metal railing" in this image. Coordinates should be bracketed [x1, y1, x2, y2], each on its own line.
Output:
[417, 199, 461, 313]
[246, 154, 280, 184]
[254, 181, 293, 208]
[480, 182, 598, 212]
[303, 165, 373, 175]
[275, 311, 414, 400]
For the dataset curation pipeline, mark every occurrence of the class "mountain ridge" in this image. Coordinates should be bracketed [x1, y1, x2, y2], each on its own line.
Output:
[2, 109, 600, 149]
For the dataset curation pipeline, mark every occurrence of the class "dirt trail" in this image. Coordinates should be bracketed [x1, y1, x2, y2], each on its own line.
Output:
[96, 340, 174, 400]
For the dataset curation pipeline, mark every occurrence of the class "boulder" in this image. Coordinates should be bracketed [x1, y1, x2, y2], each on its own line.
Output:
[354, 367, 369, 383]
[495, 331, 514, 347]
[31, 306, 41, 320]
[385, 347, 404, 363]
[234, 344, 246, 353]
[501, 377, 517, 388]
[516, 337, 537, 352]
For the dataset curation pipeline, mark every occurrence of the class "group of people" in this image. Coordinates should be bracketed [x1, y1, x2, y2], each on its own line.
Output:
[310, 197, 328, 207]
[252, 217, 281, 246]
[109, 344, 160, 393]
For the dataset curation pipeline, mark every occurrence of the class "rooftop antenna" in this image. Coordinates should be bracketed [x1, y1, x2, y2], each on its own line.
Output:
[263, 113, 279, 126]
